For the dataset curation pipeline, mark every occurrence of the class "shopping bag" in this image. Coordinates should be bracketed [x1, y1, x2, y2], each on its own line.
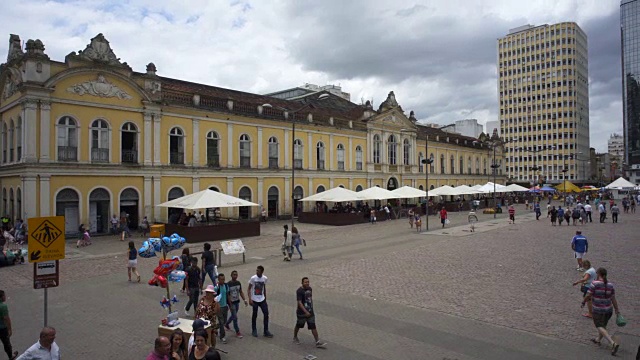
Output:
[616, 313, 627, 327]
[445, 219, 450, 225]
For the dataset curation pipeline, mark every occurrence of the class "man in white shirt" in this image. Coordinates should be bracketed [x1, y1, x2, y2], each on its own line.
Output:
[584, 203, 592, 223]
[17, 327, 60, 360]
[247, 265, 273, 338]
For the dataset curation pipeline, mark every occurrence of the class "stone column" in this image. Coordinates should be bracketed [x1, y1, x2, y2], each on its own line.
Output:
[348, 137, 353, 171]
[257, 177, 264, 208]
[192, 177, 200, 192]
[348, 178, 353, 190]
[227, 124, 233, 168]
[284, 129, 290, 169]
[39, 175, 51, 216]
[153, 176, 161, 222]
[192, 118, 199, 166]
[257, 127, 263, 168]
[307, 133, 313, 169]
[226, 177, 234, 218]
[329, 135, 334, 171]
[22, 176, 37, 219]
[153, 114, 161, 165]
[144, 113, 152, 165]
[144, 176, 152, 219]
[329, 178, 334, 188]
[22, 100, 38, 163]
[284, 177, 290, 217]
[39, 101, 51, 162]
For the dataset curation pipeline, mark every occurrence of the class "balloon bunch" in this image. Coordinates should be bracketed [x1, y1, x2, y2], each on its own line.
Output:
[160, 295, 180, 309]
[148, 258, 181, 288]
[138, 233, 186, 259]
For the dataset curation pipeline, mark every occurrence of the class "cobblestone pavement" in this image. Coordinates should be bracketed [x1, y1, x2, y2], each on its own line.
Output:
[1, 202, 638, 359]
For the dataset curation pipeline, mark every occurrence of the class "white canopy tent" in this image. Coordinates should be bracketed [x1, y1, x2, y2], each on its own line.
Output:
[390, 185, 427, 199]
[451, 185, 483, 196]
[156, 189, 259, 210]
[470, 184, 483, 190]
[605, 177, 636, 190]
[476, 182, 506, 193]
[429, 185, 458, 196]
[496, 184, 530, 193]
[298, 187, 364, 202]
[357, 186, 399, 200]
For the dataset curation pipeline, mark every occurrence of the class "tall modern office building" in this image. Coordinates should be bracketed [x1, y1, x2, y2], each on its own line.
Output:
[621, 0, 640, 184]
[497, 22, 590, 185]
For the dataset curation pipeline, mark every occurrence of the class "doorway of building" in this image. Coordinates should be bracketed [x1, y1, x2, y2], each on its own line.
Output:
[119, 188, 139, 230]
[293, 186, 303, 216]
[56, 188, 79, 235]
[267, 186, 278, 219]
[238, 187, 251, 220]
[89, 188, 110, 234]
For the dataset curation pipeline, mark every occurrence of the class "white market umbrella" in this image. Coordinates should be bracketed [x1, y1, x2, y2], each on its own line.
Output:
[357, 186, 399, 200]
[429, 185, 458, 196]
[156, 189, 259, 209]
[298, 187, 363, 202]
[470, 184, 483, 190]
[476, 182, 506, 193]
[605, 177, 636, 190]
[451, 185, 483, 196]
[501, 184, 530, 192]
[390, 185, 427, 199]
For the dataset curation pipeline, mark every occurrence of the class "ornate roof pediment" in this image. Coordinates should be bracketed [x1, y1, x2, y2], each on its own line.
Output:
[68, 33, 130, 69]
[368, 109, 416, 131]
[66, 73, 132, 100]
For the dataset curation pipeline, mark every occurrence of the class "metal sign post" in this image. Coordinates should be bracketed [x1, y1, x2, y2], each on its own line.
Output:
[33, 260, 59, 327]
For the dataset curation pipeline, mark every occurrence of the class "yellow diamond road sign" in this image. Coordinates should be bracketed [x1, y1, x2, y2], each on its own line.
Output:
[28, 216, 66, 263]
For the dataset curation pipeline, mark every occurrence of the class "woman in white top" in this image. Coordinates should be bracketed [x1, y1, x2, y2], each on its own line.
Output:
[572, 260, 596, 318]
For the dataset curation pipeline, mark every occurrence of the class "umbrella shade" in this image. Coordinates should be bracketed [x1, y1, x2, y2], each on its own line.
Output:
[451, 185, 483, 195]
[390, 185, 427, 199]
[540, 186, 556, 192]
[503, 184, 530, 192]
[157, 189, 259, 209]
[357, 186, 399, 200]
[554, 181, 581, 192]
[476, 182, 506, 193]
[299, 187, 363, 202]
[429, 185, 459, 196]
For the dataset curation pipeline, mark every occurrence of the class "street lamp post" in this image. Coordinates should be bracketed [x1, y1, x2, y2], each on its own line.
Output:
[420, 124, 455, 231]
[262, 94, 329, 230]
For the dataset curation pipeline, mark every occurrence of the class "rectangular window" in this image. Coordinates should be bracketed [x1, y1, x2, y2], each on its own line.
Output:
[268, 142, 278, 169]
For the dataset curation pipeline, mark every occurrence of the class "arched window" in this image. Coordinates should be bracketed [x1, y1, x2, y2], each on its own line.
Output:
[316, 185, 325, 193]
[468, 156, 472, 174]
[388, 135, 397, 165]
[373, 135, 381, 164]
[355, 146, 363, 170]
[316, 142, 325, 170]
[206, 131, 220, 167]
[268, 136, 278, 169]
[239, 134, 251, 168]
[337, 144, 345, 170]
[15, 117, 22, 161]
[430, 185, 435, 190]
[169, 127, 184, 164]
[16, 188, 21, 218]
[440, 154, 445, 174]
[459, 156, 464, 175]
[476, 157, 480, 174]
[57, 116, 78, 161]
[238, 186, 252, 219]
[90, 119, 109, 162]
[294, 139, 303, 169]
[403, 139, 411, 165]
[121, 122, 138, 164]
[1, 123, 6, 163]
[418, 152, 424, 173]
[355, 185, 363, 192]
[450, 155, 455, 175]
[429, 153, 435, 173]
[418, 185, 424, 190]
[9, 188, 14, 221]
[8, 120, 14, 162]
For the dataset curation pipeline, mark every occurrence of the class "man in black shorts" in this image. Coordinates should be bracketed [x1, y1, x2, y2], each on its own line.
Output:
[293, 277, 326, 348]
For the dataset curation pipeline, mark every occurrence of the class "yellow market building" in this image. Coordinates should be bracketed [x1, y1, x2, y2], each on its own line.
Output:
[0, 34, 505, 234]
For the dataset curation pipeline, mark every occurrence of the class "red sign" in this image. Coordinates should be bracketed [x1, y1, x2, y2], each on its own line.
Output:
[33, 260, 59, 289]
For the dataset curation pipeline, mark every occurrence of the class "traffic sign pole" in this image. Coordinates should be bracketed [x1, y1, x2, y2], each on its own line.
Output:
[44, 288, 48, 327]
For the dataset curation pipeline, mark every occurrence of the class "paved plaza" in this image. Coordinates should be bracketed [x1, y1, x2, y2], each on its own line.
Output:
[1, 202, 639, 359]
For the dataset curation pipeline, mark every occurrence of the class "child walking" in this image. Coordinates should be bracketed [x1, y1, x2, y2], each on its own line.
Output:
[127, 241, 141, 282]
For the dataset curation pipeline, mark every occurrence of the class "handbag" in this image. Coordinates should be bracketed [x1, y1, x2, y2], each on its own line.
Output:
[616, 313, 627, 327]
[445, 219, 450, 225]
[302, 238, 307, 247]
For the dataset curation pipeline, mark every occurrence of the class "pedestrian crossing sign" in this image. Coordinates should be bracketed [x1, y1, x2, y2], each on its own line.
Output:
[28, 216, 66, 263]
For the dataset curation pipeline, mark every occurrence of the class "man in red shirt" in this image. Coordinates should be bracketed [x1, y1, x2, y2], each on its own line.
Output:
[508, 205, 516, 224]
[439, 208, 448, 228]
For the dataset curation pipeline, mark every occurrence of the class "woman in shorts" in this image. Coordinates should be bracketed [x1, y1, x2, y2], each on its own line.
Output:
[582, 268, 622, 356]
[127, 240, 140, 282]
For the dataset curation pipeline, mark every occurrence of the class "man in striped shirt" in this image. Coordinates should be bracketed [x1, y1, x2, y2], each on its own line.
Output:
[582, 268, 621, 356]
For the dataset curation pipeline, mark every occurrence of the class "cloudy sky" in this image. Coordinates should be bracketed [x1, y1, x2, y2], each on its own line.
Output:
[0, 0, 622, 151]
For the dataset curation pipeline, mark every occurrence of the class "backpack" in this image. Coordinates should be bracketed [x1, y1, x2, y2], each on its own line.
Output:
[572, 209, 580, 218]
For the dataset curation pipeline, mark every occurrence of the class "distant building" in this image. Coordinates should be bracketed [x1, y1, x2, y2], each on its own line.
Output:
[498, 22, 590, 183]
[594, 153, 612, 185]
[485, 120, 500, 136]
[265, 83, 351, 101]
[440, 119, 483, 138]
[608, 133, 624, 157]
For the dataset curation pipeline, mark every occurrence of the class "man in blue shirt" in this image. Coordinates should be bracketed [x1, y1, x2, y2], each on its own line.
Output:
[215, 273, 229, 344]
[571, 230, 588, 271]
